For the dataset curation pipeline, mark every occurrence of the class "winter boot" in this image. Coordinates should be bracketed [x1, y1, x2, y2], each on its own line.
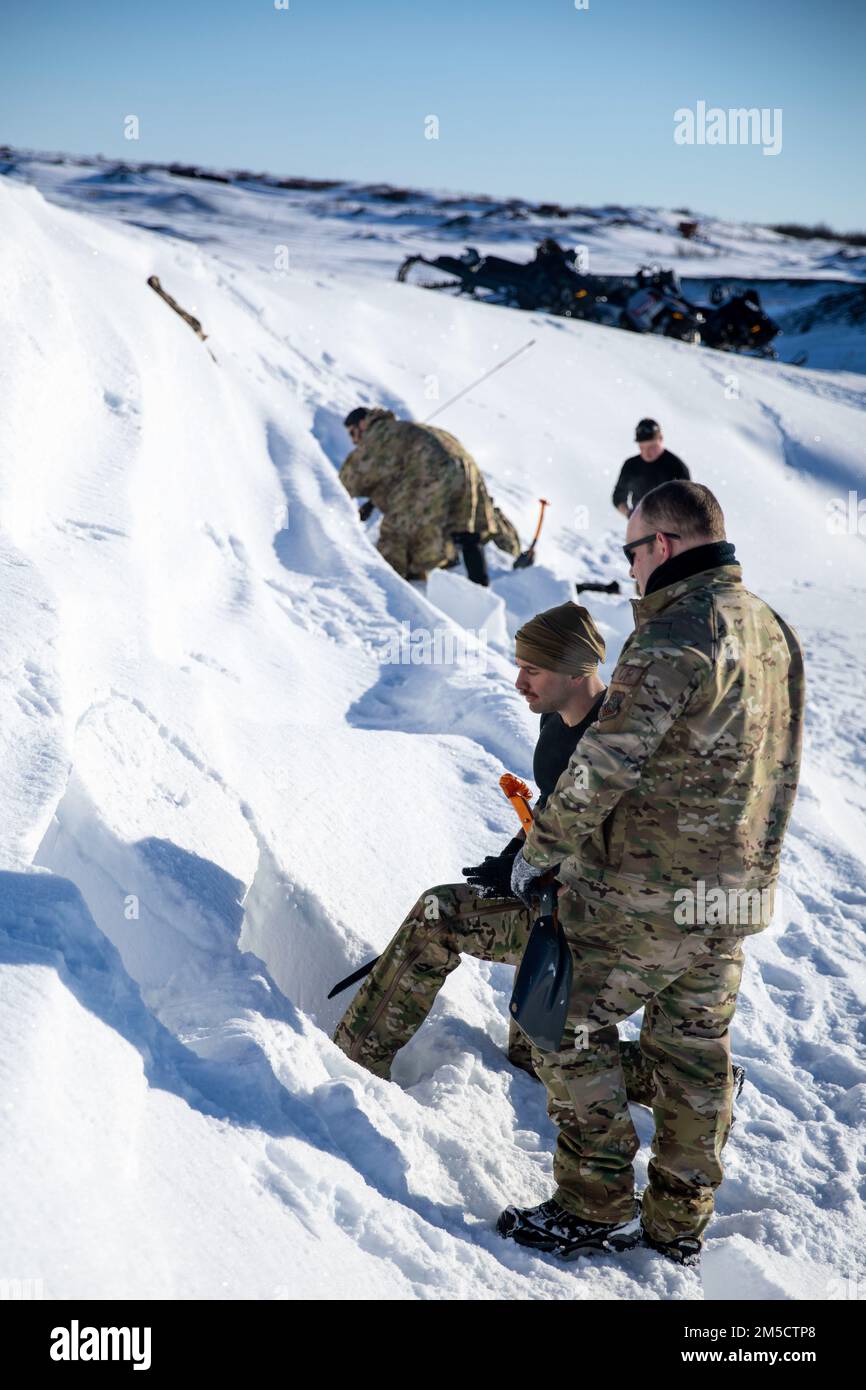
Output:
[728, 1062, 747, 1132]
[640, 1223, 703, 1268]
[497, 1197, 641, 1259]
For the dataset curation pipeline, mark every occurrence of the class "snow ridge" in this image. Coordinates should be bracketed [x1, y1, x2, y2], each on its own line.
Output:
[1, 170, 865, 1301]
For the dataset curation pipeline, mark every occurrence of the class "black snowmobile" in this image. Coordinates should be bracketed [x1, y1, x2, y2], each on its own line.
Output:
[397, 238, 589, 314]
[398, 243, 705, 342]
[696, 285, 780, 357]
[618, 265, 704, 344]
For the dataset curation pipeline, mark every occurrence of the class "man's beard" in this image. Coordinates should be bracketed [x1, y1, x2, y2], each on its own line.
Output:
[524, 693, 557, 713]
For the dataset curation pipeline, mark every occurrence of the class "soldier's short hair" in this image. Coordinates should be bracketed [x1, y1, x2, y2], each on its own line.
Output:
[344, 407, 370, 428]
[639, 481, 726, 541]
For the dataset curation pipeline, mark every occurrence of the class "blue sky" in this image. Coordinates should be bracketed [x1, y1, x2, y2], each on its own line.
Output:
[2, 0, 864, 228]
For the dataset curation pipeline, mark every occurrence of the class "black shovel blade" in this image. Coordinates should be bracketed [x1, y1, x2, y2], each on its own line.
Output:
[509, 900, 573, 1053]
[512, 548, 536, 570]
[327, 955, 380, 999]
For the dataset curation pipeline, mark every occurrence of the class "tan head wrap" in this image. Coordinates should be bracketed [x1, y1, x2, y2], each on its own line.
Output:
[514, 602, 605, 675]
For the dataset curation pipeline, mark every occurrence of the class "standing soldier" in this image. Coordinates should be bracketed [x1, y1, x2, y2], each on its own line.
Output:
[612, 418, 690, 518]
[339, 407, 521, 586]
[503, 481, 804, 1266]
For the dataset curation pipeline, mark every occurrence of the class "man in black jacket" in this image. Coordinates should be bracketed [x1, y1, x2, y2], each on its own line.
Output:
[613, 419, 690, 518]
[332, 602, 663, 1100]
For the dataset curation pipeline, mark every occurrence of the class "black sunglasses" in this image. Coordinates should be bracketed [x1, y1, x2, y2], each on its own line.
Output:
[622, 531, 680, 564]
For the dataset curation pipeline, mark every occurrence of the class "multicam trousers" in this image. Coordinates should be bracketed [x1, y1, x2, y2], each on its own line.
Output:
[332, 881, 660, 1107]
[376, 518, 453, 582]
[534, 887, 747, 1244]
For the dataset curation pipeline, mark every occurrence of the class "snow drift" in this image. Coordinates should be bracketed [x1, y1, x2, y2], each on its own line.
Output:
[1, 167, 865, 1301]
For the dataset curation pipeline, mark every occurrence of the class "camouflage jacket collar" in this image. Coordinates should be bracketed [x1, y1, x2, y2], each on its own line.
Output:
[631, 562, 743, 626]
[365, 408, 396, 431]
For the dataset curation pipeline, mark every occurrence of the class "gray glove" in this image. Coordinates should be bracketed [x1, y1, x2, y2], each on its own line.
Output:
[510, 849, 545, 908]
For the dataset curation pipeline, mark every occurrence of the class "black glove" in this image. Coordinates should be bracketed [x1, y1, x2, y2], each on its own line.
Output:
[463, 844, 521, 899]
[358, 500, 374, 522]
[510, 849, 547, 908]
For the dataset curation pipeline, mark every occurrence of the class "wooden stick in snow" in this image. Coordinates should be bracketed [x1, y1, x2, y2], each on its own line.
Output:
[147, 275, 217, 361]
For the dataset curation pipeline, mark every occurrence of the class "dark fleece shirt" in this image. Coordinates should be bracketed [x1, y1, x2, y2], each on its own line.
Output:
[499, 693, 606, 860]
[612, 449, 690, 512]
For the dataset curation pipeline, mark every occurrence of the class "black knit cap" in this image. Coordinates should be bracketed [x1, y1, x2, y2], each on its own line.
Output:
[635, 418, 661, 441]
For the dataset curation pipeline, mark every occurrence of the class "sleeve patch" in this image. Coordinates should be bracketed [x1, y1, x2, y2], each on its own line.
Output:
[612, 663, 647, 687]
[598, 690, 625, 720]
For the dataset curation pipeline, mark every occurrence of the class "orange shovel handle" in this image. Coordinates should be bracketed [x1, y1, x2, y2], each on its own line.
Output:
[529, 498, 550, 550]
[499, 773, 534, 835]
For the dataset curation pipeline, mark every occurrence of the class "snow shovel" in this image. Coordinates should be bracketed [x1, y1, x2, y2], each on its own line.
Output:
[513, 498, 549, 569]
[509, 881, 573, 1054]
[498, 772, 572, 1052]
[329, 775, 533, 1001]
[327, 771, 556, 1006]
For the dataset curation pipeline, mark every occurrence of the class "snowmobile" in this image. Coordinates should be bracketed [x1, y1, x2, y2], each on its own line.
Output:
[696, 285, 780, 357]
[398, 244, 705, 343]
[397, 238, 589, 315]
[619, 266, 705, 344]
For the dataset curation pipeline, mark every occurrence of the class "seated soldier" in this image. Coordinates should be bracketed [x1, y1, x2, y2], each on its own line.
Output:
[332, 601, 659, 1105]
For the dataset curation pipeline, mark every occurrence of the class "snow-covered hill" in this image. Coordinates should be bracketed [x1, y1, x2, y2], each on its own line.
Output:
[7, 147, 866, 375]
[1, 165, 865, 1301]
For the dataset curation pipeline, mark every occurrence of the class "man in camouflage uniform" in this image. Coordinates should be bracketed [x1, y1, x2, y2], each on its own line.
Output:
[501, 481, 805, 1266]
[333, 602, 666, 1104]
[339, 407, 521, 585]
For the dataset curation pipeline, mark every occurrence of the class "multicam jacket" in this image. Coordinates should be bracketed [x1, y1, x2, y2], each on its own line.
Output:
[339, 409, 517, 549]
[523, 562, 805, 933]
